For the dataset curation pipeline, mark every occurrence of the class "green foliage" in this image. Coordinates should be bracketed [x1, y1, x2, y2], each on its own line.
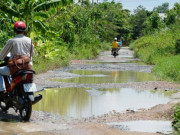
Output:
[144, 12, 165, 34]
[153, 55, 180, 81]
[166, 10, 177, 25]
[1, 0, 128, 73]
[132, 29, 178, 62]
[33, 54, 69, 74]
[153, 2, 169, 13]
[175, 40, 180, 54]
[130, 6, 148, 39]
[166, 3, 180, 26]
[172, 105, 180, 133]
[131, 5, 180, 82]
[0, 0, 73, 36]
[130, 3, 180, 82]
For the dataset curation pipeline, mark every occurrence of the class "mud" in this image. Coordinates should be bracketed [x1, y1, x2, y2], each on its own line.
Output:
[0, 47, 180, 135]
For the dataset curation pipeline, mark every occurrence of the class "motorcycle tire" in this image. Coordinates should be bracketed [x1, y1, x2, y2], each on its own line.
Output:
[113, 53, 116, 58]
[19, 99, 32, 122]
[0, 101, 9, 111]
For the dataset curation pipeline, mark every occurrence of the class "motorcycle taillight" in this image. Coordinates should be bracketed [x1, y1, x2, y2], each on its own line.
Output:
[23, 73, 33, 82]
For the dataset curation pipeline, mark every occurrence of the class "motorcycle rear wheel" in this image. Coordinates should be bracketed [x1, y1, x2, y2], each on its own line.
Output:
[19, 99, 32, 122]
[0, 101, 9, 111]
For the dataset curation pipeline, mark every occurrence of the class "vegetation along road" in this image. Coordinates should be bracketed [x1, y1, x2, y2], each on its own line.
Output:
[0, 47, 180, 135]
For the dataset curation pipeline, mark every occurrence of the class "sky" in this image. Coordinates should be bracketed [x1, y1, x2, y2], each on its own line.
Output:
[117, 0, 180, 12]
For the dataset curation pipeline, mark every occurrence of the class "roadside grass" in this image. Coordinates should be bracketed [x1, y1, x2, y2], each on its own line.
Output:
[69, 42, 111, 60]
[152, 55, 180, 82]
[33, 55, 70, 74]
[130, 27, 180, 82]
[33, 42, 111, 74]
[101, 42, 111, 51]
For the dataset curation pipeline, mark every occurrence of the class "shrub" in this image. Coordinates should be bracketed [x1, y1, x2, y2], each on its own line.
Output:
[175, 39, 180, 54]
[172, 105, 180, 133]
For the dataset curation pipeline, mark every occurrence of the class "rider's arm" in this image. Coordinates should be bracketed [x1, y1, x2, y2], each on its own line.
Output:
[0, 40, 12, 61]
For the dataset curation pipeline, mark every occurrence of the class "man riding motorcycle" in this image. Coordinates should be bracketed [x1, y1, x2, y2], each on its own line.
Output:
[111, 37, 119, 55]
[0, 21, 34, 93]
[0, 21, 42, 121]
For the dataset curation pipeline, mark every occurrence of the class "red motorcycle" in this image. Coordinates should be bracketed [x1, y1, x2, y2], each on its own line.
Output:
[0, 59, 42, 121]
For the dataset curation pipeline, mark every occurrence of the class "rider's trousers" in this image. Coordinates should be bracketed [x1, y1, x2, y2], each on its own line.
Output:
[0, 66, 10, 91]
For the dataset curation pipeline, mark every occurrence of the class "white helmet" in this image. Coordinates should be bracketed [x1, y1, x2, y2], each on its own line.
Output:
[114, 37, 117, 41]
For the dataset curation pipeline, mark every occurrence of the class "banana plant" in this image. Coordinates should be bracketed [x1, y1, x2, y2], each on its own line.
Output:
[0, 0, 73, 35]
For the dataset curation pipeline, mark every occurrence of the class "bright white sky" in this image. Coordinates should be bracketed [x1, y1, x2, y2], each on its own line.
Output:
[96, 0, 180, 11]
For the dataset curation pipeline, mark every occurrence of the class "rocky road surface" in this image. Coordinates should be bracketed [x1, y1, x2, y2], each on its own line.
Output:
[0, 47, 180, 135]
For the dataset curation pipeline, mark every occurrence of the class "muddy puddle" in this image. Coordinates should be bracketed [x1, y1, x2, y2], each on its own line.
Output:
[107, 120, 173, 134]
[33, 87, 170, 118]
[52, 70, 157, 83]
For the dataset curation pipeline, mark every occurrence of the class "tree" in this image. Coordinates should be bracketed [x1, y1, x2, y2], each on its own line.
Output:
[166, 3, 180, 25]
[130, 5, 148, 39]
[144, 12, 164, 34]
[153, 2, 169, 13]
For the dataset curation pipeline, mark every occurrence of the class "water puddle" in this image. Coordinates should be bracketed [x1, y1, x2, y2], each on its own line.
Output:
[107, 120, 173, 134]
[52, 70, 157, 83]
[33, 88, 170, 118]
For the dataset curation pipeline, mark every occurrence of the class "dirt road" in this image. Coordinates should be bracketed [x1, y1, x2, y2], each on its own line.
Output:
[0, 47, 180, 135]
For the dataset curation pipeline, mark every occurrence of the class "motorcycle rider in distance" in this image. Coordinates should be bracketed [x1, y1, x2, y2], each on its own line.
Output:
[0, 21, 34, 93]
[118, 40, 122, 50]
[111, 37, 119, 55]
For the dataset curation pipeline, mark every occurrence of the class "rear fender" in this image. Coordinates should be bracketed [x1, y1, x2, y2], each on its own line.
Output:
[10, 76, 23, 92]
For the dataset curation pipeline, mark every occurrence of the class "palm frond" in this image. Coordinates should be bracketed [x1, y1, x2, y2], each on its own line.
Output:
[33, 0, 63, 11]
[34, 12, 49, 19]
[0, 2, 21, 17]
[33, 20, 48, 33]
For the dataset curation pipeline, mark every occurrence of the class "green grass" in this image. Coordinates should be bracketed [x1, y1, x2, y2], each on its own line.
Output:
[33, 41, 111, 74]
[153, 55, 180, 82]
[130, 26, 180, 82]
[33, 55, 70, 74]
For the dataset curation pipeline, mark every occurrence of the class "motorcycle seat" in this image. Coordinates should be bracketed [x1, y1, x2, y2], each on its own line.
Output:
[12, 70, 35, 77]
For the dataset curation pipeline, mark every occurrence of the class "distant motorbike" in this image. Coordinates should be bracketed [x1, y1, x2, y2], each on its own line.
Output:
[118, 45, 121, 51]
[112, 48, 119, 58]
[0, 58, 42, 121]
